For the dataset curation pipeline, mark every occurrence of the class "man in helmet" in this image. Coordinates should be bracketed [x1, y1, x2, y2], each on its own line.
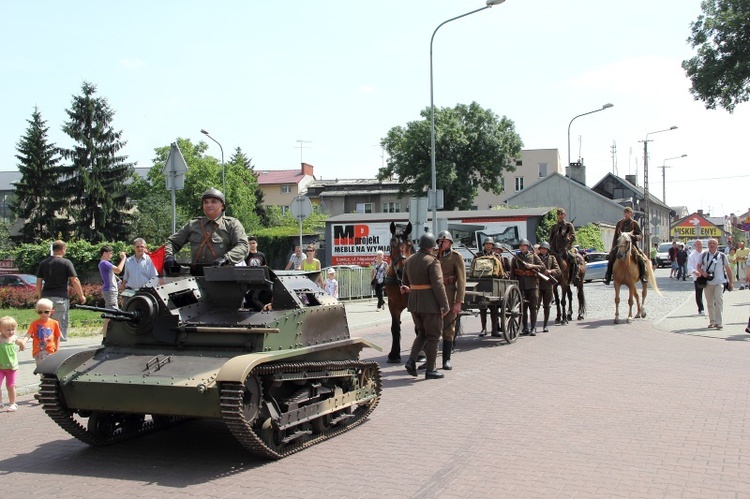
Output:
[470, 236, 503, 336]
[481, 236, 495, 256]
[603, 206, 648, 285]
[549, 208, 579, 286]
[400, 232, 450, 380]
[434, 230, 466, 370]
[164, 188, 249, 272]
[510, 238, 543, 336]
[537, 241, 562, 332]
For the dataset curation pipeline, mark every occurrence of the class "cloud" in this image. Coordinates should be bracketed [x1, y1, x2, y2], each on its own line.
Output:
[119, 58, 144, 70]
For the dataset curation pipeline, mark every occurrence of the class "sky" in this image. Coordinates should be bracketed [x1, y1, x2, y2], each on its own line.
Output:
[2, 0, 749, 219]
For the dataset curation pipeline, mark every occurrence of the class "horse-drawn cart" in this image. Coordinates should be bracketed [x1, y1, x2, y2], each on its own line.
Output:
[460, 277, 523, 344]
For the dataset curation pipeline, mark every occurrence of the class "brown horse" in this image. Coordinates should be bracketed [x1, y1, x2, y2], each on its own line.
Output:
[613, 231, 660, 324]
[384, 222, 413, 363]
[554, 252, 586, 324]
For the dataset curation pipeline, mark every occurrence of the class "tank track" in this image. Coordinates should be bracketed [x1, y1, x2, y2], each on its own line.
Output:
[220, 359, 381, 460]
[38, 374, 182, 446]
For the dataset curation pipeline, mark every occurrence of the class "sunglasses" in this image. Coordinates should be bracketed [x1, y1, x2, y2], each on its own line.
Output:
[37, 310, 52, 315]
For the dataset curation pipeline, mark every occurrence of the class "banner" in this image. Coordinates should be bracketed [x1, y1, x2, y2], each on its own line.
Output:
[331, 223, 393, 267]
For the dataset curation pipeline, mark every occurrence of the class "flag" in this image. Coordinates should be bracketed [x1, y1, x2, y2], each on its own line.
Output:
[148, 245, 166, 275]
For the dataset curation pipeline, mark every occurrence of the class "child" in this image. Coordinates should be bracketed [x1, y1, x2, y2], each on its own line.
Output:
[324, 268, 339, 299]
[0, 316, 24, 412]
[21, 298, 62, 367]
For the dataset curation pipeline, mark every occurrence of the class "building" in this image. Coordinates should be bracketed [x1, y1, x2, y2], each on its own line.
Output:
[256, 163, 316, 214]
[305, 178, 403, 216]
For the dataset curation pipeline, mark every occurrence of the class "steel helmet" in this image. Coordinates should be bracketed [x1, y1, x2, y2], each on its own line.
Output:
[539, 241, 551, 250]
[437, 230, 453, 243]
[201, 188, 226, 207]
[483, 237, 494, 245]
[518, 238, 531, 247]
[419, 232, 437, 250]
[493, 242, 503, 250]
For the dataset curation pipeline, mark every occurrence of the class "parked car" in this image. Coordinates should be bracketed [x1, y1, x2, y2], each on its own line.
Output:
[656, 242, 673, 267]
[584, 252, 608, 282]
[0, 273, 37, 289]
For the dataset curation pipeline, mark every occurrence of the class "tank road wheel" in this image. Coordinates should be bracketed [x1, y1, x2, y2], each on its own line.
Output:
[258, 416, 288, 454]
[501, 285, 522, 344]
[242, 375, 263, 424]
[87, 412, 144, 439]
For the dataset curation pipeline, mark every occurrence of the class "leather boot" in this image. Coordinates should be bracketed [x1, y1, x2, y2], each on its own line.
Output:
[638, 259, 648, 282]
[603, 259, 613, 285]
[405, 358, 418, 377]
[442, 341, 453, 370]
[425, 369, 445, 379]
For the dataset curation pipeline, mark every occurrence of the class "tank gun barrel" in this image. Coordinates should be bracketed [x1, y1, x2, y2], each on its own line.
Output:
[74, 304, 141, 322]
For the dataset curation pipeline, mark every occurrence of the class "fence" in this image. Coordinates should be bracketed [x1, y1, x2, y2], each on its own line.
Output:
[327, 267, 376, 300]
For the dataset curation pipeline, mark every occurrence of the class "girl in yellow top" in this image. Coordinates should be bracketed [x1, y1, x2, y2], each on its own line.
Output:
[301, 245, 323, 287]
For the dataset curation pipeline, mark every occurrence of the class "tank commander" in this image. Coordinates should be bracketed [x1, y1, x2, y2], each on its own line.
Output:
[164, 188, 249, 272]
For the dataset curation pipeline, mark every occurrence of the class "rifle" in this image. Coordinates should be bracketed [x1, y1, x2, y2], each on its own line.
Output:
[500, 247, 558, 285]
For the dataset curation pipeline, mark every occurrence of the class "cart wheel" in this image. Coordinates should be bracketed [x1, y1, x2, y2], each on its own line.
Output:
[501, 285, 522, 344]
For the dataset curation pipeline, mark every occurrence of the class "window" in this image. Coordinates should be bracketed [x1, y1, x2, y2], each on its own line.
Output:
[514, 177, 524, 192]
[355, 203, 373, 214]
[280, 185, 292, 194]
[515, 159, 523, 167]
[280, 205, 290, 215]
[538, 163, 547, 177]
[500, 177, 505, 191]
[382, 202, 401, 213]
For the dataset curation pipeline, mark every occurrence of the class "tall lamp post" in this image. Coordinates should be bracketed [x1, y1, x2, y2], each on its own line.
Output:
[641, 126, 677, 250]
[201, 129, 225, 194]
[566, 103, 613, 213]
[429, 0, 505, 235]
[658, 154, 687, 204]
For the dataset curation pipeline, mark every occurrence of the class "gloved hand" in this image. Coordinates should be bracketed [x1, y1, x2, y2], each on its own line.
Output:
[212, 256, 229, 267]
[164, 256, 178, 276]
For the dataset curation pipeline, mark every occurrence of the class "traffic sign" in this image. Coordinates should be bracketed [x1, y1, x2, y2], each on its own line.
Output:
[290, 196, 312, 221]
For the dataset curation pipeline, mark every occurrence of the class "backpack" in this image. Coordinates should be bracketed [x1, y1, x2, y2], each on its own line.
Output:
[470, 256, 505, 278]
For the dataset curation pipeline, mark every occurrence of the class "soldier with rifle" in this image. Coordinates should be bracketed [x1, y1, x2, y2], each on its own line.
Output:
[509, 238, 543, 336]
[549, 208, 579, 286]
[435, 230, 466, 370]
[537, 241, 562, 332]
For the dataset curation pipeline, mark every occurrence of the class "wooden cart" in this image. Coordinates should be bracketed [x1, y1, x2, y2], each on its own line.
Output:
[459, 277, 523, 344]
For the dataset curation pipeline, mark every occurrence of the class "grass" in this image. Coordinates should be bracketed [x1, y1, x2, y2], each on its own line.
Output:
[1, 308, 103, 337]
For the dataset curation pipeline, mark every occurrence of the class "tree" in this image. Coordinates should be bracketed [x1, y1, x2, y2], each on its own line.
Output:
[11, 107, 68, 242]
[58, 82, 134, 242]
[229, 147, 269, 227]
[683, 0, 750, 112]
[378, 102, 523, 210]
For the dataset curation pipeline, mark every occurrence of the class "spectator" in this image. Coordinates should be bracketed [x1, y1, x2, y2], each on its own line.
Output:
[285, 246, 305, 270]
[371, 250, 387, 311]
[0, 316, 24, 412]
[728, 247, 738, 281]
[324, 268, 339, 299]
[36, 240, 85, 342]
[245, 236, 267, 267]
[676, 243, 688, 280]
[737, 241, 749, 279]
[99, 245, 127, 310]
[301, 244, 323, 287]
[697, 238, 733, 330]
[668, 241, 679, 279]
[20, 298, 61, 366]
[650, 243, 658, 268]
[122, 238, 158, 294]
[687, 239, 706, 316]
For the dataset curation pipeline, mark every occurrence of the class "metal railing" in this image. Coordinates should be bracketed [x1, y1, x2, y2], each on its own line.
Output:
[325, 267, 376, 300]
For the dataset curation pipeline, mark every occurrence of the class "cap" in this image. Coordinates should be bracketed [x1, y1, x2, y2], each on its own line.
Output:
[327, 268, 335, 274]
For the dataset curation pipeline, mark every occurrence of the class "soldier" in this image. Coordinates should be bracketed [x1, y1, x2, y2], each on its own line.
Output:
[492, 242, 511, 277]
[510, 238, 543, 336]
[435, 230, 466, 370]
[537, 242, 562, 332]
[549, 208, 579, 285]
[603, 206, 648, 285]
[470, 237, 502, 336]
[164, 188, 249, 272]
[401, 233, 450, 380]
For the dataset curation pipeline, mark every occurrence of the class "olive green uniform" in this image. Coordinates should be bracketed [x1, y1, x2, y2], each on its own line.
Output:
[605, 217, 647, 282]
[550, 221, 578, 283]
[510, 250, 543, 333]
[166, 215, 249, 265]
[538, 253, 561, 330]
[438, 248, 466, 341]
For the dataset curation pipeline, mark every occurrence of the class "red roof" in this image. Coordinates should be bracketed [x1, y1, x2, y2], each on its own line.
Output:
[256, 169, 304, 185]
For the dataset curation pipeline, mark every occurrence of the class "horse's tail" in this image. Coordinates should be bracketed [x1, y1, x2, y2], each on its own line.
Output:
[646, 259, 661, 296]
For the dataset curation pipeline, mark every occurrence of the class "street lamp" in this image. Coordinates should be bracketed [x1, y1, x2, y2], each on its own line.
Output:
[429, 0, 505, 235]
[658, 154, 687, 204]
[641, 126, 678, 250]
[566, 103, 613, 213]
[201, 129, 225, 194]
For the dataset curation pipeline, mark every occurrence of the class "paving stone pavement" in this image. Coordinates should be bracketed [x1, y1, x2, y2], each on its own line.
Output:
[1, 288, 750, 498]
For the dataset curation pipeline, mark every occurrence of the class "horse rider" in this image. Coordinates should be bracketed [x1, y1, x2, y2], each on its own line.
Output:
[436, 230, 466, 371]
[603, 206, 648, 285]
[537, 242, 562, 332]
[549, 208, 579, 286]
[164, 188, 249, 273]
[510, 238, 543, 336]
[401, 233, 450, 380]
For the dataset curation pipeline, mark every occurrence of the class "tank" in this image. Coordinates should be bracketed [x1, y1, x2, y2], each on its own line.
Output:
[36, 266, 382, 459]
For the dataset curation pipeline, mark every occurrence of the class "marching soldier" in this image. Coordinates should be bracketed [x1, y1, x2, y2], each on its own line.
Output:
[603, 206, 648, 285]
[436, 230, 466, 370]
[549, 208, 579, 285]
[510, 238, 543, 336]
[537, 242, 562, 332]
[164, 188, 249, 272]
[401, 233, 450, 380]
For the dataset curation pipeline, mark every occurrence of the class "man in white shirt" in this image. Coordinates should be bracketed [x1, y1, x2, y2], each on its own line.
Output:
[697, 238, 734, 330]
[687, 239, 706, 316]
[122, 238, 158, 293]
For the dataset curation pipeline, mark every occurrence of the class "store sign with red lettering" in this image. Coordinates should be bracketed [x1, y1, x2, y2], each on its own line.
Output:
[331, 224, 391, 266]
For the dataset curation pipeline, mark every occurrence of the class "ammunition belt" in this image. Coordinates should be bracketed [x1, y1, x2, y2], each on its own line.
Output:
[444, 275, 456, 285]
[514, 269, 536, 277]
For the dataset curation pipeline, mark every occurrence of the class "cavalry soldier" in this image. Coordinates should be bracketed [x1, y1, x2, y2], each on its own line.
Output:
[603, 206, 648, 285]
[510, 238, 543, 336]
[537, 241, 562, 332]
[164, 188, 249, 272]
[401, 233, 450, 380]
[436, 230, 466, 370]
[549, 208, 579, 285]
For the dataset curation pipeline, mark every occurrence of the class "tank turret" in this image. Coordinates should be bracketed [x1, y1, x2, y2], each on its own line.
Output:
[36, 266, 381, 459]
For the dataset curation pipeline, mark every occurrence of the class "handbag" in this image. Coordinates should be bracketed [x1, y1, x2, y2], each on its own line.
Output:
[371, 278, 377, 287]
[695, 275, 708, 288]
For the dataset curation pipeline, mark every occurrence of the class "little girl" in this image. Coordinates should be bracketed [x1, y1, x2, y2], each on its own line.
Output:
[0, 316, 25, 412]
[324, 268, 339, 299]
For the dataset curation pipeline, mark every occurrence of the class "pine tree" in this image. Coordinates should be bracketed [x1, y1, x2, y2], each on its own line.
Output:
[12, 107, 68, 242]
[58, 82, 134, 242]
[229, 147, 269, 226]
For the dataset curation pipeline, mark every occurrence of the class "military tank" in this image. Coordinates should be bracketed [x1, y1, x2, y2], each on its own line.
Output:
[36, 265, 382, 459]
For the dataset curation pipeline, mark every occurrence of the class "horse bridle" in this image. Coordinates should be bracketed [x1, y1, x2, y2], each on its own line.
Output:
[385, 236, 413, 284]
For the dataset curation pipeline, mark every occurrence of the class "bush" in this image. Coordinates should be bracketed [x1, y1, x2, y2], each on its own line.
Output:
[0, 282, 103, 309]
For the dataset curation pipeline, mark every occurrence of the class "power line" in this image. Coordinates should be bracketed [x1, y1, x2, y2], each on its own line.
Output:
[668, 173, 750, 183]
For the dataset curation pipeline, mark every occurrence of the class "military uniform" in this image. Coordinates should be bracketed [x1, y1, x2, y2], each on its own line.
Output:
[439, 248, 466, 342]
[550, 220, 578, 284]
[538, 252, 561, 331]
[510, 248, 543, 334]
[403, 249, 449, 373]
[471, 249, 503, 335]
[166, 215, 249, 265]
[604, 216, 647, 283]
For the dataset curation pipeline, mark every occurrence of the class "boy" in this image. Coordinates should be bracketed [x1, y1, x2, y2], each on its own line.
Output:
[21, 298, 62, 366]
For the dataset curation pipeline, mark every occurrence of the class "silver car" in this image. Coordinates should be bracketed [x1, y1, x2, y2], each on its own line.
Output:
[584, 252, 608, 282]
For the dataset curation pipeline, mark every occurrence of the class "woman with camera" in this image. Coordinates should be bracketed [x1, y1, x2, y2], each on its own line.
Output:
[697, 238, 733, 330]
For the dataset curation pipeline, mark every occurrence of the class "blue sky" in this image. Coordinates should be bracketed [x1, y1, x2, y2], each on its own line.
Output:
[2, 0, 748, 218]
